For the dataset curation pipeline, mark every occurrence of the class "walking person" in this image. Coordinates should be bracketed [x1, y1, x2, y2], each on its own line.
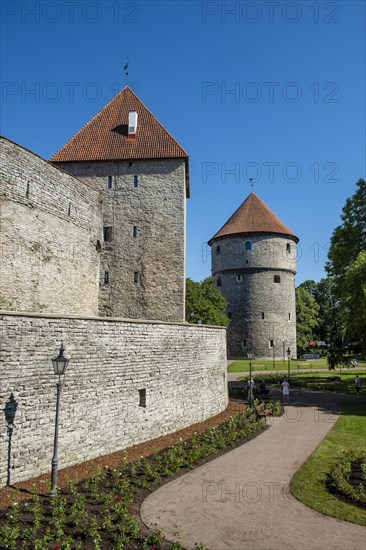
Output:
[247, 377, 255, 402]
[282, 378, 290, 403]
[355, 375, 362, 398]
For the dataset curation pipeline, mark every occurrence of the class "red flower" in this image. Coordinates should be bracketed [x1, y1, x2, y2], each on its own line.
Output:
[117, 495, 121, 501]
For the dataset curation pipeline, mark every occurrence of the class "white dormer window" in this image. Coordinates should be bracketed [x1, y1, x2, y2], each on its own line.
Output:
[128, 111, 138, 137]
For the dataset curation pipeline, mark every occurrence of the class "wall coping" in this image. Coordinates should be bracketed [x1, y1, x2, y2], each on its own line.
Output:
[0, 311, 227, 331]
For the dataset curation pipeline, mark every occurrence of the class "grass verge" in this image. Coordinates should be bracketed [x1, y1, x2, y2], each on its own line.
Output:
[290, 401, 366, 525]
[243, 371, 366, 395]
[228, 359, 329, 372]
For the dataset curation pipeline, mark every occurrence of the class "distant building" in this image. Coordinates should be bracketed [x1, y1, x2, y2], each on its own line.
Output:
[209, 192, 299, 359]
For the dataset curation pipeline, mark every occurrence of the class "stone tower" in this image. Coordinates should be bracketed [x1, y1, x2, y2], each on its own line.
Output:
[50, 86, 189, 322]
[209, 193, 299, 360]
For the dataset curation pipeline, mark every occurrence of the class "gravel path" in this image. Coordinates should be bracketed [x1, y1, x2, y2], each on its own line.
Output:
[141, 389, 366, 550]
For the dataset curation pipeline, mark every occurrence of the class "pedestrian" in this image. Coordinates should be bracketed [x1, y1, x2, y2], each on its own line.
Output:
[282, 378, 290, 403]
[247, 377, 254, 402]
[355, 375, 362, 398]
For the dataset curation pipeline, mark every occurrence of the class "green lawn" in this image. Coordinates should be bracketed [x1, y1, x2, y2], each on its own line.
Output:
[288, 371, 366, 394]
[290, 400, 366, 525]
[238, 370, 366, 395]
[228, 359, 329, 372]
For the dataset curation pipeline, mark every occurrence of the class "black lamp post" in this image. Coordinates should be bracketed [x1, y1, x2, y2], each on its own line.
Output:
[50, 342, 69, 496]
[287, 347, 291, 382]
[248, 352, 254, 408]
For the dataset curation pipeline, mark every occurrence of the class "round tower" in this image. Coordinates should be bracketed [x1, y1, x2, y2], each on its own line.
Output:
[209, 193, 299, 360]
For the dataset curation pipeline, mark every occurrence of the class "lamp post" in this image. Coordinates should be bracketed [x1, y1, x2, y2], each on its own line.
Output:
[248, 352, 254, 408]
[50, 342, 69, 496]
[287, 347, 291, 382]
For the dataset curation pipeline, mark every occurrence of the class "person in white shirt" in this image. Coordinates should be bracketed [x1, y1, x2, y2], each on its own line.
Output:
[282, 378, 290, 402]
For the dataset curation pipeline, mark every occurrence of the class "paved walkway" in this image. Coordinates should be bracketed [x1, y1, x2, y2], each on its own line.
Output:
[141, 389, 366, 550]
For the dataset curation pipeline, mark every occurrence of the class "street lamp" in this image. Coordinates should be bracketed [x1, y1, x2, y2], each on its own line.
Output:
[50, 342, 69, 496]
[287, 347, 291, 382]
[247, 352, 254, 408]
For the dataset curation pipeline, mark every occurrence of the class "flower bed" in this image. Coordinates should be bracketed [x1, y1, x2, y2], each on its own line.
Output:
[0, 404, 282, 549]
[327, 449, 366, 509]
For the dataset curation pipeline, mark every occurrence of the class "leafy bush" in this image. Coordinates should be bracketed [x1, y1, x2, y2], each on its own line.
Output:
[327, 449, 366, 507]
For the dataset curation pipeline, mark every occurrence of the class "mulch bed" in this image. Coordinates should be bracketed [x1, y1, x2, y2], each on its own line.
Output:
[0, 401, 246, 511]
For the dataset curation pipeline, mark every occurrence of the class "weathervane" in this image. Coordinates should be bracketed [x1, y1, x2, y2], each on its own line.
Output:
[123, 59, 129, 85]
[249, 177, 254, 193]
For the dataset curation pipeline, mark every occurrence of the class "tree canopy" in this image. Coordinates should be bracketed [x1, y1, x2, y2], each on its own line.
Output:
[326, 178, 366, 283]
[295, 286, 319, 355]
[326, 179, 366, 352]
[185, 277, 229, 327]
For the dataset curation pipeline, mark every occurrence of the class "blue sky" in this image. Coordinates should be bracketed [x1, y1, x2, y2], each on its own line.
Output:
[1, 0, 365, 285]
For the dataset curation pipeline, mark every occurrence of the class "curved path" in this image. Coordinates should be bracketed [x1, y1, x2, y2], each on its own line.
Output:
[141, 389, 366, 550]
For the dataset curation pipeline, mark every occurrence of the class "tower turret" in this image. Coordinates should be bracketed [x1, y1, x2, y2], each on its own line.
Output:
[209, 193, 299, 359]
[50, 86, 189, 322]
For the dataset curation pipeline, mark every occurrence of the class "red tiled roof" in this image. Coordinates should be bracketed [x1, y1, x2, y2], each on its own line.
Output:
[50, 86, 189, 193]
[209, 193, 299, 243]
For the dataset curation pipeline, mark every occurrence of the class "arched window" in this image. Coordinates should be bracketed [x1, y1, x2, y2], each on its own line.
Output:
[274, 275, 281, 283]
[236, 274, 242, 283]
[286, 243, 291, 253]
[245, 241, 252, 251]
[216, 278, 222, 287]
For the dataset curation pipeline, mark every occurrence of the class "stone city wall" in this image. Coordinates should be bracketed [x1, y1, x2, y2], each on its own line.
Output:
[0, 137, 102, 316]
[0, 312, 227, 488]
[55, 159, 187, 322]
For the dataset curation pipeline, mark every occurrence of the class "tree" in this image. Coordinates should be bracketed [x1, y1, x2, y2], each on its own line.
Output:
[343, 250, 366, 351]
[185, 277, 229, 327]
[326, 179, 366, 352]
[326, 179, 366, 283]
[295, 286, 319, 355]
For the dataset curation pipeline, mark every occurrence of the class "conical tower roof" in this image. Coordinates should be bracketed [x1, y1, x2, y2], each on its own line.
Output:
[50, 86, 189, 194]
[209, 193, 298, 244]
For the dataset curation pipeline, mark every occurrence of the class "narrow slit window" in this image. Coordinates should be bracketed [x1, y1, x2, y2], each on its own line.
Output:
[26, 183, 30, 197]
[228, 312, 232, 319]
[236, 274, 242, 282]
[274, 275, 281, 283]
[216, 277, 222, 287]
[68, 202, 71, 216]
[243, 339, 247, 348]
[269, 339, 274, 348]
[139, 388, 146, 407]
[288, 313, 291, 321]
[107, 176, 113, 189]
[133, 226, 138, 238]
[104, 271, 109, 284]
[129, 161, 133, 167]
[134, 271, 139, 284]
[134, 175, 138, 188]
[261, 312, 265, 319]
[286, 243, 291, 253]
[216, 245, 220, 255]
[103, 227, 113, 242]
